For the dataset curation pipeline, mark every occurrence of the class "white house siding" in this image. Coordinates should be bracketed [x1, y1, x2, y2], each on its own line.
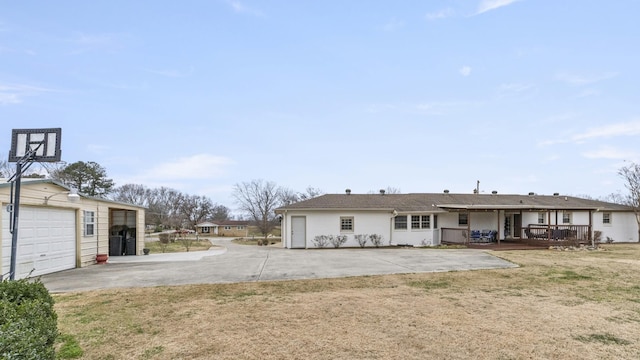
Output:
[593, 211, 637, 242]
[283, 210, 393, 248]
[391, 213, 443, 246]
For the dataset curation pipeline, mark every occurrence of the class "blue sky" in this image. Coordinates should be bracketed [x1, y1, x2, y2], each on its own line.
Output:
[1, 0, 639, 209]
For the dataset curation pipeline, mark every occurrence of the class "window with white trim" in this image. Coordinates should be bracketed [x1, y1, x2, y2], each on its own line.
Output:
[458, 213, 468, 226]
[538, 212, 545, 224]
[394, 215, 407, 230]
[603, 212, 611, 225]
[340, 217, 354, 232]
[433, 215, 438, 229]
[237, 225, 245, 230]
[411, 215, 430, 229]
[201, 226, 210, 233]
[562, 212, 572, 224]
[83, 210, 95, 236]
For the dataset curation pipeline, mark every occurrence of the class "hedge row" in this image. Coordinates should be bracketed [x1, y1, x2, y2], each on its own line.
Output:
[0, 279, 58, 360]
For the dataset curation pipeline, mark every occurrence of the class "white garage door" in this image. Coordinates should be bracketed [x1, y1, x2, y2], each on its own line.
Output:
[2, 206, 76, 279]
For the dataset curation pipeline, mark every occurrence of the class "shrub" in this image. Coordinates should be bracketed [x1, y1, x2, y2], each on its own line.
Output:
[313, 235, 330, 248]
[329, 235, 348, 248]
[0, 279, 58, 360]
[354, 234, 368, 248]
[369, 234, 384, 248]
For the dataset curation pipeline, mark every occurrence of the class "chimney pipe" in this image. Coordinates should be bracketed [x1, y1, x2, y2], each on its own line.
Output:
[380, 189, 385, 195]
[345, 189, 351, 195]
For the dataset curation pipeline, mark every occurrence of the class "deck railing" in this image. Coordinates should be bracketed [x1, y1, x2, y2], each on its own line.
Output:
[441, 228, 468, 244]
[523, 224, 592, 245]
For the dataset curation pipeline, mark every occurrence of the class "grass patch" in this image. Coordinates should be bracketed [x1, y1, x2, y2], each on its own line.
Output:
[53, 244, 640, 359]
[574, 333, 631, 345]
[232, 238, 281, 246]
[143, 239, 213, 253]
[56, 334, 83, 359]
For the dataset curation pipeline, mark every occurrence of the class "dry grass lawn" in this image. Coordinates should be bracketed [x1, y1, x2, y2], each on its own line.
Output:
[54, 244, 640, 359]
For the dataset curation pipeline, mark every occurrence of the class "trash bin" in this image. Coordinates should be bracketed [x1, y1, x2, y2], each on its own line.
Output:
[109, 236, 123, 256]
[125, 237, 136, 255]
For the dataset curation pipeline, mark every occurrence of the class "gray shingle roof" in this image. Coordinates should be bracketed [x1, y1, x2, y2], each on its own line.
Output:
[276, 193, 632, 212]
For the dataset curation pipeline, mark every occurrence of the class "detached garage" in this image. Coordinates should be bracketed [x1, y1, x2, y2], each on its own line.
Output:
[1, 179, 145, 280]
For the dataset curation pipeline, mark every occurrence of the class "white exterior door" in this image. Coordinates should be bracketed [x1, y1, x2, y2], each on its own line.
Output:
[2, 206, 76, 279]
[291, 216, 306, 249]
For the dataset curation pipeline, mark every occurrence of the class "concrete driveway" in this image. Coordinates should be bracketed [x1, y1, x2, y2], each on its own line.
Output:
[40, 239, 518, 293]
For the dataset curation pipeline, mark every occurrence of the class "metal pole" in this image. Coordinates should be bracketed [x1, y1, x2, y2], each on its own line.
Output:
[9, 162, 22, 280]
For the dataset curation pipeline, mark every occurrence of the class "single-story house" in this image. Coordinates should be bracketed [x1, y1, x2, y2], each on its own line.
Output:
[1, 179, 146, 280]
[195, 220, 249, 237]
[275, 190, 637, 249]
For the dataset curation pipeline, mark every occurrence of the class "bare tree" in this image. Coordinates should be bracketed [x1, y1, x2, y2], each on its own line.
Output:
[147, 187, 185, 229]
[299, 186, 324, 200]
[180, 194, 216, 229]
[233, 179, 282, 245]
[211, 204, 231, 221]
[618, 162, 640, 242]
[111, 184, 151, 206]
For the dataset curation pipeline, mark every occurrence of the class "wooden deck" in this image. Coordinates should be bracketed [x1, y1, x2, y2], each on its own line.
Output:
[466, 239, 553, 251]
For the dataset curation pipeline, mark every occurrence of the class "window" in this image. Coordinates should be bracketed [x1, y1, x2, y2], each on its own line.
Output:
[562, 212, 572, 224]
[201, 226, 210, 234]
[224, 226, 231, 230]
[411, 216, 421, 229]
[538, 213, 546, 224]
[603, 212, 611, 225]
[433, 215, 438, 229]
[83, 211, 95, 236]
[340, 217, 354, 232]
[237, 225, 245, 230]
[458, 213, 468, 226]
[421, 215, 430, 229]
[394, 215, 407, 230]
[411, 215, 430, 229]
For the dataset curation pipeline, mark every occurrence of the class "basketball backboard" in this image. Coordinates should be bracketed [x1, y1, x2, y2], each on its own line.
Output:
[8, 128, 62, 163]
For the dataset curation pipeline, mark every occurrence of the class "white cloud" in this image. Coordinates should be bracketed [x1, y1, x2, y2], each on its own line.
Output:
[540, 120, 640, 146]
[426, 8, 454, 20]
[556, 72, 618, 86]
[383, 17, 404, 32]
[459, 66, 472, 76]
[226, 0, 264, 17]
[0, 83, 54, 105]
[143, 154, 234, 181]
[582, 146, 640, 161]
[476, 0, 520, 15]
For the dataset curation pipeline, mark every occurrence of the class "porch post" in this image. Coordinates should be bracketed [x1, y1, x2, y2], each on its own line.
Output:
[467, 211, 471, 245]
[589, 210, 593, 246]
[496, 210, 501, 245]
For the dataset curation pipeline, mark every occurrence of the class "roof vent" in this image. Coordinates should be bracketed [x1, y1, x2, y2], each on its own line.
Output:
[528, 192, 535, 196]
[345, 189, 351, 195]
[380, 189, 385, 195]
[444, 189, 450, 194]
[492, 190, 498, 195]
[553, 192, 559, 196]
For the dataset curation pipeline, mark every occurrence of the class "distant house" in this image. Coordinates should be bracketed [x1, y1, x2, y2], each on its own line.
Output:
[195, 220, 249, 237]
[275, 190, 637, 249]
[0, 179, 146, 280]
